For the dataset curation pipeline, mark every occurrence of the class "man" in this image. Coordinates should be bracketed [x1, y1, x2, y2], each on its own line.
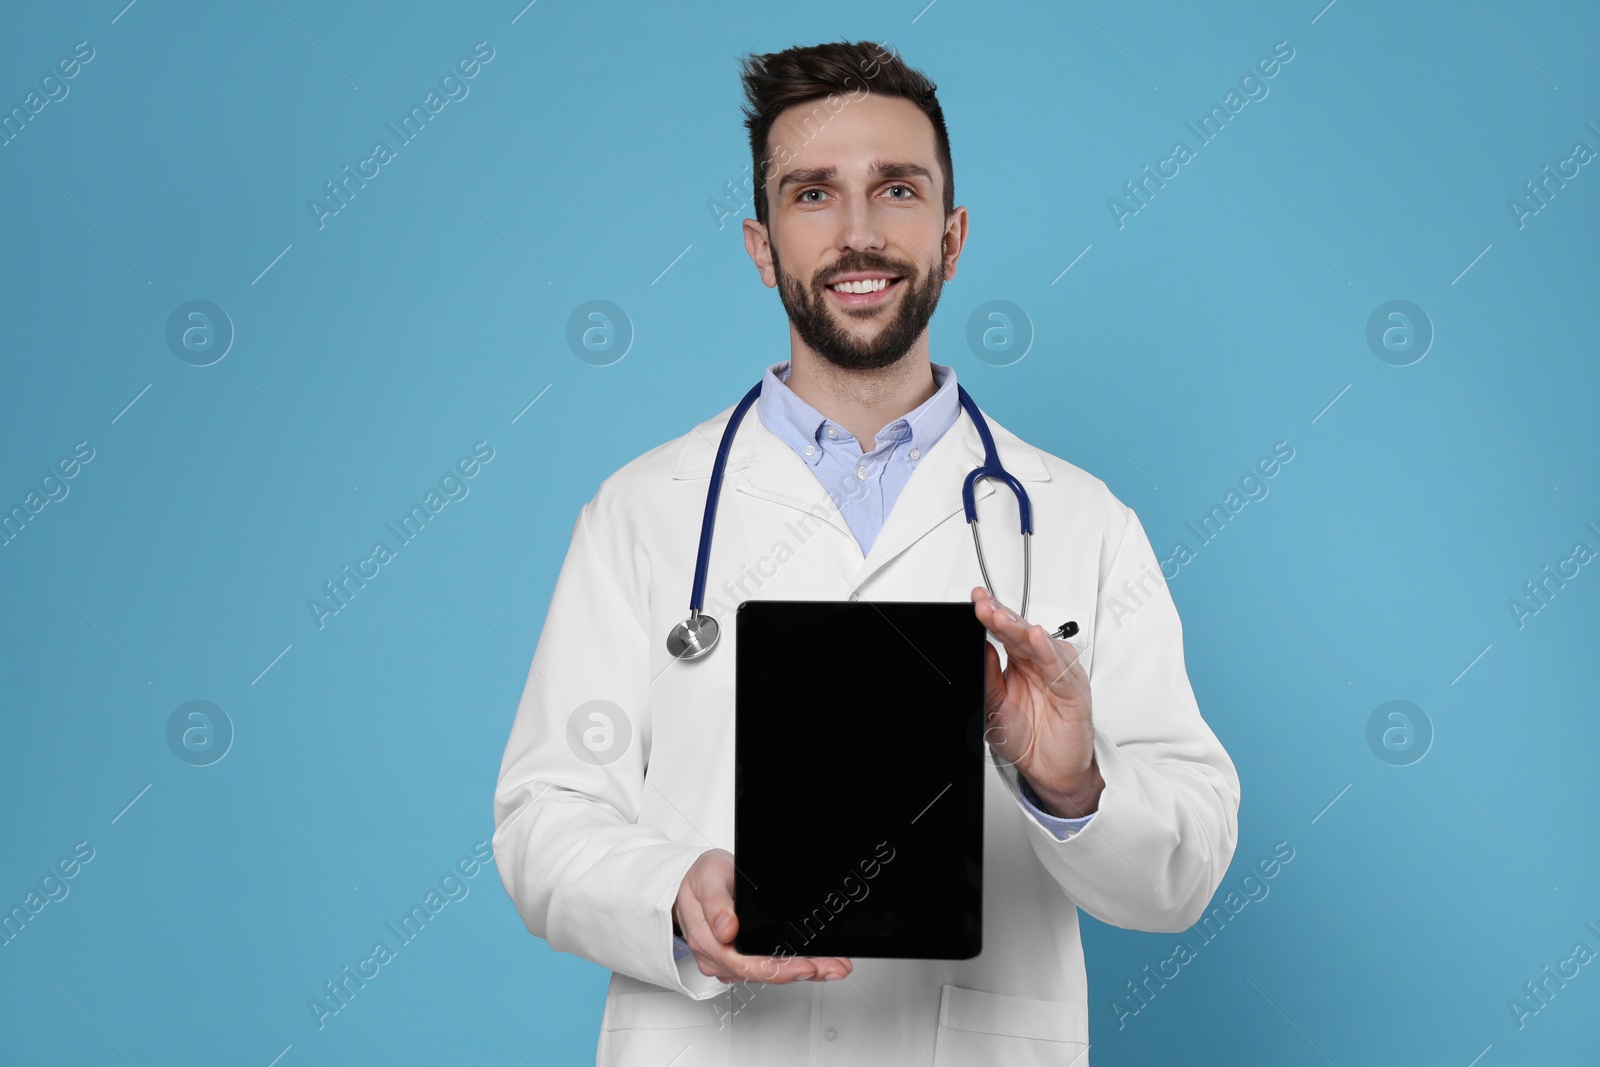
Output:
[493, 40, 1239, 1066]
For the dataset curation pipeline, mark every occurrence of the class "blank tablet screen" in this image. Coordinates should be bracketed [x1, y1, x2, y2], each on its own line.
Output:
[733, 600, 986, 960]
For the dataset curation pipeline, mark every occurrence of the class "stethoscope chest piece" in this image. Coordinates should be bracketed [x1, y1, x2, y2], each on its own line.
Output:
[666, 611, 720, 660]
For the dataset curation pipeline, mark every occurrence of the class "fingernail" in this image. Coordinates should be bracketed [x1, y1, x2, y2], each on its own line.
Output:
[824, 972, 843, 981]
[1003, 611, 1017, 623]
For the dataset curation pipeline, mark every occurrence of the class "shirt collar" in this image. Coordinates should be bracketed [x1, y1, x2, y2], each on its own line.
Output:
[756, 359, 961, 467]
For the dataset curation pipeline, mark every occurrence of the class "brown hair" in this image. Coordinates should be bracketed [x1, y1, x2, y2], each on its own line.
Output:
[737, 40, 954, 229]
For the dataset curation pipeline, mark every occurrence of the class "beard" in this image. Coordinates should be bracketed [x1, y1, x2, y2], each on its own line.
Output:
[771, 239, 945, 373]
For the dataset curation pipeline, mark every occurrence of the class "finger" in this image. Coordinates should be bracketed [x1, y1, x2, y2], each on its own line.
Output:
[971, 585, 1022, 637]
[676, 893, 721, 965]
[987, 607, 1087, 716]
[723, 948, 820, 984]
[973, 585, 1036, 646]
[807, 956, 854, 980]
[973, 584, 1023, 620]
[683, 900, 823, 984]
[689, 856, 835, 984]
[1033, 624, 1091, 703]
[694, 934, 814, 984]
[1003, 604, 1076, 683]
[764, 954, 852, 981]
[697, 877, 738, 945]
[974, 591, 1048, 671]
[678, 893, 750, 980]
[735, 954, 812, 982]
[972, 585, 1010, 614]
[704, 931, 851, 984]
[974, 587, 1090, 707]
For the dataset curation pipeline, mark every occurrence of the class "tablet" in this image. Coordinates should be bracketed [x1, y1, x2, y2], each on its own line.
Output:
[733, 599, 986, 960]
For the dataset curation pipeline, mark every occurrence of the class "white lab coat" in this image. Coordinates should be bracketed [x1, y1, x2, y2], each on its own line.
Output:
[492, 393, 1240, 1066]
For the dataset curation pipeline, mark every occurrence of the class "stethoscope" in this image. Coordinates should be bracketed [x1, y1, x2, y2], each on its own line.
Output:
[667, 380, 1054, 661]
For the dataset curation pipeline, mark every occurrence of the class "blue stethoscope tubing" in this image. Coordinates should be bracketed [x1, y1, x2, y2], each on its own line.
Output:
[665, 380, 1032, 660]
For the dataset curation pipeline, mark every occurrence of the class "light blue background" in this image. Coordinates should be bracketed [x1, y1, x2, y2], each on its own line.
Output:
[2, 1, 1596, 1064]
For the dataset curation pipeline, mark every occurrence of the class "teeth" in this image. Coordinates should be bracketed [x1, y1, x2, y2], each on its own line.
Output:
[829, 278, 892, 294]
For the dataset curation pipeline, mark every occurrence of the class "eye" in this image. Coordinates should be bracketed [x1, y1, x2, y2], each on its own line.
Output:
[797, 188, 827, 203]
[884, 184, 915, 199]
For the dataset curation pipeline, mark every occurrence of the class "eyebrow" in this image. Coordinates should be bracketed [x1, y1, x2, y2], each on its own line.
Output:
[776, 160, 934, 197]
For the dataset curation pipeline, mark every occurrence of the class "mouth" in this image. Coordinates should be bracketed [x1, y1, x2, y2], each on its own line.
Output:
[825, 275, 905, 307]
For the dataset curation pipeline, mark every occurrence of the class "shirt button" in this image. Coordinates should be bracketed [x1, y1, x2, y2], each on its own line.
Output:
[824, 1027, 838, 1041]
[908, 448, 921, 460]
[856, 466, 868, 480]
[825, 426, 838, 439]
[804, 445, 816, 456]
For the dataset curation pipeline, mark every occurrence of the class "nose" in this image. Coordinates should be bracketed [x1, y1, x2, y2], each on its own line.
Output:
[834, 179, 889, 257]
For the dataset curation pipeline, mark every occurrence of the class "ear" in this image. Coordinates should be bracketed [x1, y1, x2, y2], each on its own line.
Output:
[743, 217, 778, 288]
[941, 205, 969, 283]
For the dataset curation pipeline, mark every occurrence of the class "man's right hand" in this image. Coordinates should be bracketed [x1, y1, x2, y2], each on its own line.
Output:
[674, 848, 853, 984]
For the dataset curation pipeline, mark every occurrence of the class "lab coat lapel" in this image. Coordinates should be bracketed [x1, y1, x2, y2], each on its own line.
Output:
[673, 402, 857, 544]
[673, 391, 1051, 588]
[851, 409, 994, 587]
[726, 418, 858, 544]
[852, 406, 1052, 590]
[722, 402, 996, 571]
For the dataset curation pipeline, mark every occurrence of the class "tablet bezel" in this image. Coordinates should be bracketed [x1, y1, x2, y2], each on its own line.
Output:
[732, 599, 986, 961]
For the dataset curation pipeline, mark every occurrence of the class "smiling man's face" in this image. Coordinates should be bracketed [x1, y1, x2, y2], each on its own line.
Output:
[745, 92, 967, 373]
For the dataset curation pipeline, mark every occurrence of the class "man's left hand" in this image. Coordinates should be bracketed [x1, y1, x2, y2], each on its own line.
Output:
[971, 585, 1104, 819]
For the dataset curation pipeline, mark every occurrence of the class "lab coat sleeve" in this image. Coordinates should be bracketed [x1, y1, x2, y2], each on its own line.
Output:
[492, 498, 724, 1000]
[995, 501, 1240, 932]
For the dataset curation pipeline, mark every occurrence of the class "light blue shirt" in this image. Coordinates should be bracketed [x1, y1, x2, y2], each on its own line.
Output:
[755, 358, 960, 556]
[671, 362, 1096, 961]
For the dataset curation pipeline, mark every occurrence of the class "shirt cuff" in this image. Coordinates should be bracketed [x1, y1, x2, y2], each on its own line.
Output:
[1017, 773, 1097, 841]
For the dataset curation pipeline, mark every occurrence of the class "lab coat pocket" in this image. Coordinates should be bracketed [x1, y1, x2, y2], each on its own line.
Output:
[931, 984, 1088, 1066]
[598, 989, 729, 1067]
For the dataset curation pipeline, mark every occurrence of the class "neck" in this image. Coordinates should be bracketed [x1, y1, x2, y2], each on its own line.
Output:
[785, 345, 937, 452]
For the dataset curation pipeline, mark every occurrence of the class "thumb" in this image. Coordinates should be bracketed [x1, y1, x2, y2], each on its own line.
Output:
[704, 851, 739, 942]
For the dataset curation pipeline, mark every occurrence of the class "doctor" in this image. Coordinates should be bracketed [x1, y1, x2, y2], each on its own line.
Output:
[493, 40, 1239, 1066]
